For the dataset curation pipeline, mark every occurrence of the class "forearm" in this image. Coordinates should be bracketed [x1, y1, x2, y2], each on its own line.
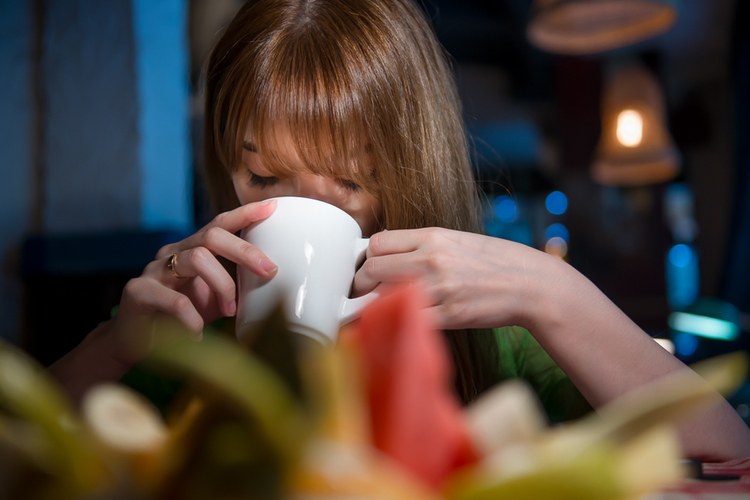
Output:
[47, 320, 134, 407]
[524, 261, 680, 407]
[525, 258, 750, 460]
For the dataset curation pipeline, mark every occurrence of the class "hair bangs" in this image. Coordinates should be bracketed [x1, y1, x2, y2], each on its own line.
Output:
[223, 18, 376, 191]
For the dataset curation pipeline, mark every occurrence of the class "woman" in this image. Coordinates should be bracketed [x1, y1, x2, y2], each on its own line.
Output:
[50, 0, 750, 460]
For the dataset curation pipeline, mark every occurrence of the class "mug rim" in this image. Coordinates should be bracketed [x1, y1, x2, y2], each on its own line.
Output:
[267, 196, 362, 229]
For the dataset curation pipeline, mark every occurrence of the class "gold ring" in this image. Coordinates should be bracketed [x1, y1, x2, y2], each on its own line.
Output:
[167, 253, 186, 279]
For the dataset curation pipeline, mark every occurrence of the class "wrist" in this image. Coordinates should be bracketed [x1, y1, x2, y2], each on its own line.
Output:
[47, 320, 136, 406]
[519, 252, 585, 338]
[86, 319, 139, 373]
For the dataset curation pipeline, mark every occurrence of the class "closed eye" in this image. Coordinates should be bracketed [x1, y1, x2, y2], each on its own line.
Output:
[337, 179, 362, 192]
[247, 172, 279, 188]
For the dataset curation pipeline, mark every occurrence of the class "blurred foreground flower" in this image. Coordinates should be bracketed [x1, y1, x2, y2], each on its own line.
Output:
[0, 286, 746, 499]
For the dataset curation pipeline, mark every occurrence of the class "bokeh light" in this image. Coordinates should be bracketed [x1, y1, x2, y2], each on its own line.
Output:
[666, 244, 699, 310]
[673, 332, 698, 357]
[545, 191, 568, 215]
[669, 311, 740, 341]
[668, 244, 692, 268]
[653, 338, 675, 354]
[544, 236, 568, 259]
[544, 223, 569, 242]
[493, 196, 518, 223]
[616, 109, 643, 147]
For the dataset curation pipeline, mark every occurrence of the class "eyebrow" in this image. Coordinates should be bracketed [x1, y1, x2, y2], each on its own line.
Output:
[242, 141, 257, 152]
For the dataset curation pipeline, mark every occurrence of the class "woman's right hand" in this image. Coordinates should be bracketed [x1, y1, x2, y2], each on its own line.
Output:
[107, 199, 278, 365]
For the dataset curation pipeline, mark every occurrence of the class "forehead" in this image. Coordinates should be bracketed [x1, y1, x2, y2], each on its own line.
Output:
[242, 119, 370, 179]
[244, 122, 301, 160]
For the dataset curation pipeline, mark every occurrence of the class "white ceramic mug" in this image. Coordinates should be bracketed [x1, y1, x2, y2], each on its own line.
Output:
[236, 197, 379, 345]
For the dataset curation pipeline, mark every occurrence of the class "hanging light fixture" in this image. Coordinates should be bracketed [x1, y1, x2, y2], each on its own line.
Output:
[591, 65, 680, 186]
[527, 0, 678, 55]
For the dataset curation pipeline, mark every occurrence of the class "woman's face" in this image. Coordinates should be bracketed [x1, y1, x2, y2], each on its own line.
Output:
[232, 127, 383, 237]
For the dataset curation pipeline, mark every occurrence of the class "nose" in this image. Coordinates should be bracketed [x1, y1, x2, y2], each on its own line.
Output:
[295, 173, 342, 206]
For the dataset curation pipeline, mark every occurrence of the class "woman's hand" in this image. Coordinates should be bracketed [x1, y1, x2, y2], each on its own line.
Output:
[352, 227, 563, 331]
[109, 199, 278, 365]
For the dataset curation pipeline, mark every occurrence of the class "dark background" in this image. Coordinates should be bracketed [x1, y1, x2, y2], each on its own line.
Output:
[0, 0, 748, 410]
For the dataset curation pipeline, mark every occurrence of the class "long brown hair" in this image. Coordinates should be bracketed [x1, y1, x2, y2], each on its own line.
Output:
[203, 0, 498, 404]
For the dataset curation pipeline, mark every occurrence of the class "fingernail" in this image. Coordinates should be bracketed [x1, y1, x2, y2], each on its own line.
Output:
[261, 258, 278, 274]
[226, 300, 236, 316]
[261, 198, 276, 206]
[194, 330, 203, 342]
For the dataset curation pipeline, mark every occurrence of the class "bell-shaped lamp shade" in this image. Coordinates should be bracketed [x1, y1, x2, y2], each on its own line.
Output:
[528, 0, 677, 55]
[592, 65, 680, 186]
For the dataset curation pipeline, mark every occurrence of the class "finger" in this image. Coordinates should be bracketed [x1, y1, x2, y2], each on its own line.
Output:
[153, 248, 238, 317]
[156, 199, 277, 259]
[366, 228, 424, 258]
[156, 226, 277, 279]
[122, 278, 204, 336]
[181, 276, 221, 318]
[352, 253, 418, 296]
[206, 198, 277, 233]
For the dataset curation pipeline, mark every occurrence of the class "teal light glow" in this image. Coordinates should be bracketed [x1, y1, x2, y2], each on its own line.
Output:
[668, 312, 740, 341]
[668, 244, 693, 267]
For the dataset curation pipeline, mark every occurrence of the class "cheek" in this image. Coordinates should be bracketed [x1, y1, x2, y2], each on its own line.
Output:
[231, 174, 263, 205]
[231, 175, 247, 203]
[358, 195, 383, 237]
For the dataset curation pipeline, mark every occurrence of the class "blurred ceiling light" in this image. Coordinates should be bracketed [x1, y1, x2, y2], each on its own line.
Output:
[527, 0, 678, 55]
[592, 65, 680, 186]
[616, 110, 643, 147]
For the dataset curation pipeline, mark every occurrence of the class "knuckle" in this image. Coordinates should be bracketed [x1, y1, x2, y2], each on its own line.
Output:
[212, 212, 229, 228]
[123, 278, 143, 296]
[432, 253, 449, 270]
[361, 258, 380, 278]
[155, 244, 173, 260]
[122, 278, 147, 306]
[143, 259, 162, 275]
[190, 246, 213, 268]
[368, 233, 384, 254]
[422, 253, 443, 273]
[220, 279, 236, 298]
[202, 226, 223, 247]
[424, 227, 442, 244]
[240, 243, 260, 262]
[171, 294, 192, 314]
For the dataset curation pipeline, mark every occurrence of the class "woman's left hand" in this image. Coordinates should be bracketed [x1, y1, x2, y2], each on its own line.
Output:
[351, 227, 559, 331]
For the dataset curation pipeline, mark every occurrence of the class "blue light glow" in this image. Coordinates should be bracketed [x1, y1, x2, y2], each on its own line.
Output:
[545, 191, 568, 215]
[665, 244, 699, 310]
[669, 312, 740, 341]
[493, 196, 518, 223]
[674, 333, 698, 357]
[668, 244, 693, 268]
[544, 223, 569, 242]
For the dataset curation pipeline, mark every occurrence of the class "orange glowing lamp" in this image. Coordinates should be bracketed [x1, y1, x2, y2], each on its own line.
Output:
[592, 65, 680, 187]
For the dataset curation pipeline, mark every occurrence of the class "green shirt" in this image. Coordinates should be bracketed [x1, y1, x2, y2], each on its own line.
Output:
[494, 326, 593, 423]
[121, 319, 593, 423]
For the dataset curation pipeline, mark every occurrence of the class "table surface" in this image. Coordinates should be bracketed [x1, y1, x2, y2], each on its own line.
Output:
[656, 459, 750, 499]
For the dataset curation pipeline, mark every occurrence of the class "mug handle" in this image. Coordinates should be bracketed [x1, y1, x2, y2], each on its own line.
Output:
[338, 238, 380, 324]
